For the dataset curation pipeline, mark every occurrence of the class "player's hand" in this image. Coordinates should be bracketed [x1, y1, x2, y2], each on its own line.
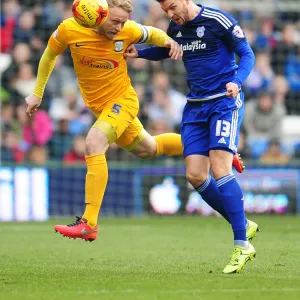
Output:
[164, 39, 182, 60]
[124, 44, 138, 58]
[226, 82, 239, 98]
[25, 94, 42, 117]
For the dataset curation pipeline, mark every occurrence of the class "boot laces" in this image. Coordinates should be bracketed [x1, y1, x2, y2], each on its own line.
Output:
[67, 216, 83, 227]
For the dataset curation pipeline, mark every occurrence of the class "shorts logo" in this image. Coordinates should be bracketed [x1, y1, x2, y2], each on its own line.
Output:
[114, 40, 124, 52]
[196, 26, 205, 38]
[111, 104, 122, 115]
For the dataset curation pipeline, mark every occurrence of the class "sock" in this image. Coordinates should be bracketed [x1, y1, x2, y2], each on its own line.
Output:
[195, 175, 230, 223]
[216, 174, 248, 245]
[154, 133, 183, 156]
[82, 154, 108, 228]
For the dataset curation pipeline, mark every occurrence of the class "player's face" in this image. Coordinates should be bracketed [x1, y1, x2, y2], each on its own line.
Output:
[96, 6, 129, 40]
[159, 0, 189, 25]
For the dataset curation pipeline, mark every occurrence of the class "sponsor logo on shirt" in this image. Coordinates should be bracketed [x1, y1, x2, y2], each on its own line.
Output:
[181, 40, 207, 51]
[79, 56, 119, 69]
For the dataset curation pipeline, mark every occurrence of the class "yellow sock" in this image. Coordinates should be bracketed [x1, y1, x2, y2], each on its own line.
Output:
[82, 154, 108, 228]
[154, 133, 183, 156]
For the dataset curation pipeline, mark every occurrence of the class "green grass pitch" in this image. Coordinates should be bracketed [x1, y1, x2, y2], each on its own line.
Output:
[1, 216, 300, 300]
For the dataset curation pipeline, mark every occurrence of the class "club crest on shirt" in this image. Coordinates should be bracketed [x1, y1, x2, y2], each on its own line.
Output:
[196, 26, 205, 38]
[114, 40, 124, 52]
[233, 25, 244, 38]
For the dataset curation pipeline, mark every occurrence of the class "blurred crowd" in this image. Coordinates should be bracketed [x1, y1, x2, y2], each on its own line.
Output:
[1, 0, 300, 166]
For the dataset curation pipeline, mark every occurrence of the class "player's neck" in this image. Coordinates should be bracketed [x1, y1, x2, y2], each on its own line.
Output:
[188, 3, 201, 21]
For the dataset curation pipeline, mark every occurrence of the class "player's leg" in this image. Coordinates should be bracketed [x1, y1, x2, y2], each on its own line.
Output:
[54, 125, 110, 241]
[181, 101, 231, 222]
[123, 118, 245, 172]
[208, 93, 256, 273]
[55, 87, 139, 241]
[116, 117, 183, 158]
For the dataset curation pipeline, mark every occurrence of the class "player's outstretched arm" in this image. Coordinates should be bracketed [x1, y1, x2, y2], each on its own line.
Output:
[124, 44, 170, 61]
[142, 26, 182, 60]
[25, 47, 58, 116]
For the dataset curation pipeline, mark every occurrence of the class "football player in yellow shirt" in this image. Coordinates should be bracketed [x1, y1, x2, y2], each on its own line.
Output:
[25, 0, 244, 242]
[25, 0, 183, 241]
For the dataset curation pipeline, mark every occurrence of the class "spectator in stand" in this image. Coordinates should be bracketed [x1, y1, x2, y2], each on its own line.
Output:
[148, 70, 185, 130]
[254, 19, 276, 51]
[244, 90, 287, 141]
[1, 43, 32, 92]
[285, 45, 300, 114]
[16, 104, 53, 152]
[26, 144, 48, 166]
[48, 119, 73, 160]
[272, 75, 289, 105]
[260, 138, 289, 165]
[1, 102, 20, 136]
[271, 23, 297, 75]
[13, 11, 36, 44]
[244, 52, 274, 97]
[1, 0, 21, 53]
[12, 63, 37, 98]
[1, 130, 25, 163]
[63, 135, 86, 165]
[237, 128, 252, 160]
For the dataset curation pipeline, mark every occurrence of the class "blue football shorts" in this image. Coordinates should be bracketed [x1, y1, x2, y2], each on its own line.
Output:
[181, 92, 244, 157]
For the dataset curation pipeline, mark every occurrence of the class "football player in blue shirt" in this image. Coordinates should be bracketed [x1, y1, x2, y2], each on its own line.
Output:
[125, 0, 258, 274]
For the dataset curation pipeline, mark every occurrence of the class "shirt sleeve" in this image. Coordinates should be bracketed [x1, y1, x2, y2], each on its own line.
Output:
[130, 20, 170, 46]
[204, 10, 255, 87]
[206, 10, 246, 50]
[232, 40, 256, 88]
[138, 47, 170, 61]
[48, 22, 69, 54]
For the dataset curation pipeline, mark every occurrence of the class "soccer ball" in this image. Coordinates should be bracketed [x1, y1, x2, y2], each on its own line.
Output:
[72, 0, 109, 28]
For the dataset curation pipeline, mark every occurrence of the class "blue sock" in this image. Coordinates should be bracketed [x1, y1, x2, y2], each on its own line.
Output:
[216, 174, 247, 243]
[196, 175, 230, 223]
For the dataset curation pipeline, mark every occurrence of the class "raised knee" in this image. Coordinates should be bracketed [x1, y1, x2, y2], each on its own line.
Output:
[135, 149, 156, 159]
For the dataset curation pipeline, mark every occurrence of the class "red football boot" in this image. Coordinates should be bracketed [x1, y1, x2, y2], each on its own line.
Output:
[54, 216, 98, 242]
[232, 153, 245, 173]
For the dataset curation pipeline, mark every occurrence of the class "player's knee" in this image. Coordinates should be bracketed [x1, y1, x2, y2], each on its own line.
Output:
[132, 147, 156, 159]
[85, 129, 109, 155]
[211, 164, 231, 179]
[186, 169, 207, 188]
[130, 136, 157, 159]
[210, 157, 232, 179]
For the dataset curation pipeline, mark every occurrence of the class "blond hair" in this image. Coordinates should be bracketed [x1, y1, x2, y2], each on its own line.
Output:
[107, 0, 133, 14]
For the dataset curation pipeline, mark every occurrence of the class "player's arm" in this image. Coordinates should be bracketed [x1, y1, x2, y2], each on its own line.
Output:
[125, 45, 170, 61]
[231, 40, 255, 89]
[125, 23, 179, 60]
[25, 24, 68, 116]
[214, 13, 255, 97]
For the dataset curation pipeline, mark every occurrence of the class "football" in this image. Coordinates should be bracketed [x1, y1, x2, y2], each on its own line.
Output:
[72, 0, 109, 28]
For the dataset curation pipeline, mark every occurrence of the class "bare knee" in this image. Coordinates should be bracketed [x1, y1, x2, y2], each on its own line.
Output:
[210, 150, 233, 179]
[130, 134, 157, 159]
[85, 128, 110, 156]
[185, 155, 210, 188]
[186, 169, 209, 188]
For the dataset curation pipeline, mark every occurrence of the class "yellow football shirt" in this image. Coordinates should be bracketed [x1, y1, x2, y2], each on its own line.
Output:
[48, 18, 145, 111]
